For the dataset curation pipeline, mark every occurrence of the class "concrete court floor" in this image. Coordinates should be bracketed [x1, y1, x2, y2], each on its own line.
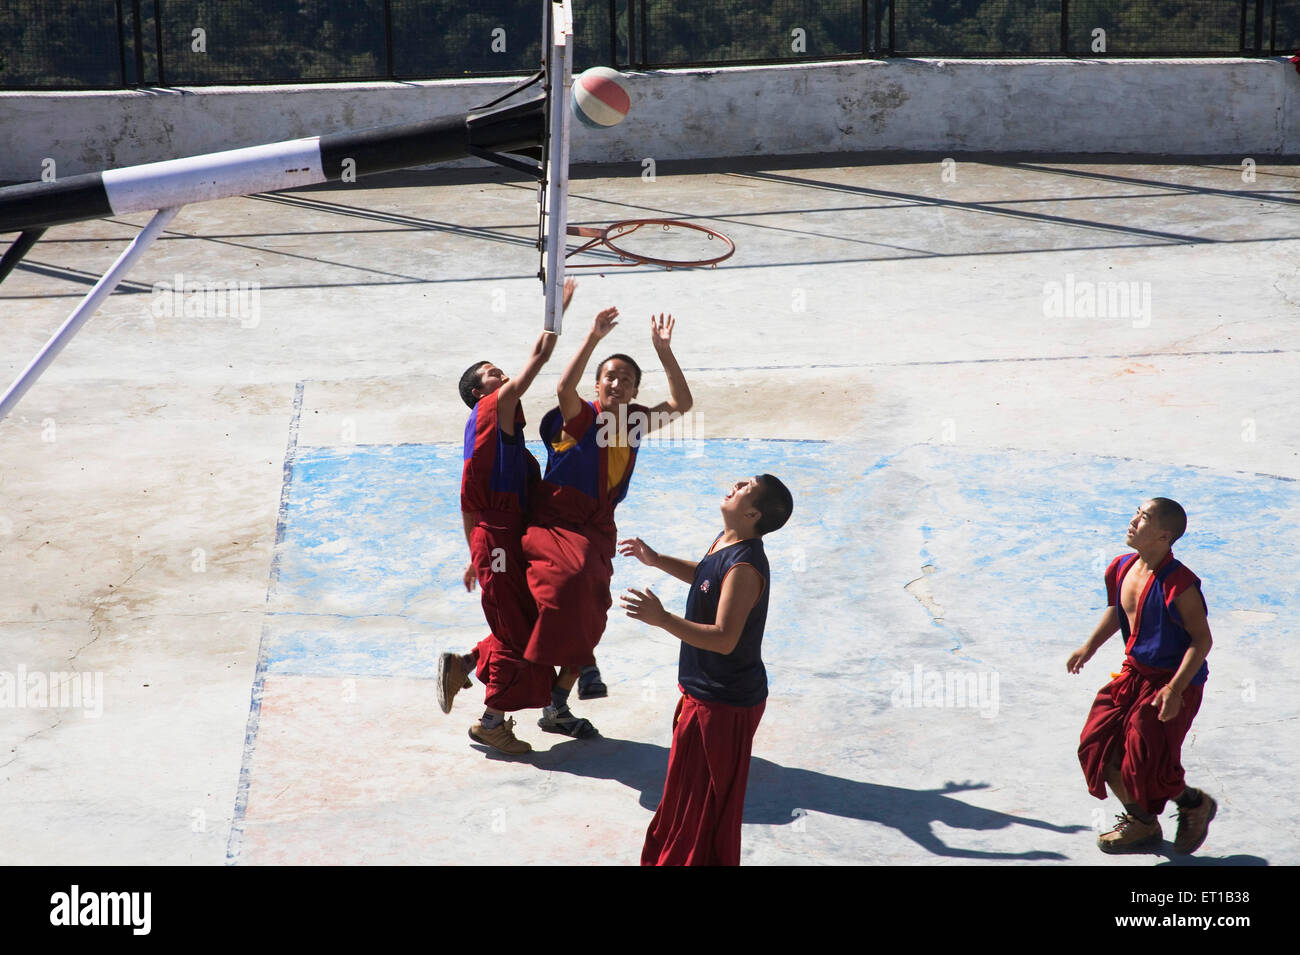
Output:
[1, 156, 1297, 867]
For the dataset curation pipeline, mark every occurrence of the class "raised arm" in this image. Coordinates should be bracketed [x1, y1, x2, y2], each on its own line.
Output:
[495, 279, 575, 426]
[644, 314, 693, 430]
[494, 329, 557, 427]
[618, 536, 698, 584]
[1066, 607, 1121, 674]
[622, 563, 763, 656]
[557, 305, 618, 424]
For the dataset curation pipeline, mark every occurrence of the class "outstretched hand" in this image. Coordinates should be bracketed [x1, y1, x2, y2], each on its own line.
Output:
[621, 587, 667, 627]
[533, 328, 558, 360]
[650, 313, 675, 350]
[591, 306, 619, 339]
[1066, 646, 1092, 674]
[618, 536, 659, 567]
[562, 276, 577, 312]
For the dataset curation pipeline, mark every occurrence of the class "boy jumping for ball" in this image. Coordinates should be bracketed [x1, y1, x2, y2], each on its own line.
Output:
[621, 473, 794, 866]
[1068, 497, 1217, 854]
[521, 307, 693, 738]
[436, 280, 576, 755]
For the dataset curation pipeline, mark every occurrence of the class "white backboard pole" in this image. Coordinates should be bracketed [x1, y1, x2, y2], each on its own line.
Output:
[542, 0, 573, 334]
[0, 206, 181, 423]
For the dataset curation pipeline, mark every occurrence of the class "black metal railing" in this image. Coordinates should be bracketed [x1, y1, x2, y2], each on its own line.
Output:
[0, 1, 1294, 90]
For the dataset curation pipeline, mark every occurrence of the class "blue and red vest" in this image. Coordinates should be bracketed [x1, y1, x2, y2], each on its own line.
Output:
[461, 390, 539, 515]
[531, 400, 647, 533]
[1105, 551, 1208, 685]
[678, 535, 771, 707]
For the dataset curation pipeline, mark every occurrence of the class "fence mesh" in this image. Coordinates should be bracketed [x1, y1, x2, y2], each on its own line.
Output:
[158, 0, 387, 85]
[0, 0, 124, 88]
[0, 1, 1295, 88]
[1066, 0, 1243, 55]
[634, 0, 868, 66]
[892, 0, 1061, 55]
[1270, 0, 1300, 50]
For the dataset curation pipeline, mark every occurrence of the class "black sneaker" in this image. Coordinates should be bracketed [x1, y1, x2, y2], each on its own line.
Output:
[537, 705, 599, 739]
[577, 664, 608, 700]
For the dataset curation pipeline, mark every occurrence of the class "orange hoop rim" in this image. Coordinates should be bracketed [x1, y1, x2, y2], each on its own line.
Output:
[565, 218, 735, 270]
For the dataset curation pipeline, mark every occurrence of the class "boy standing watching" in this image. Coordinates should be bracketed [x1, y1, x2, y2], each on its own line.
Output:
[1068, 497, 1217, 854]
[620, 473, 794, 866]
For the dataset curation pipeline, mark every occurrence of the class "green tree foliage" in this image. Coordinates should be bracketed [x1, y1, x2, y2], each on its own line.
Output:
[1, 0, 121, 86]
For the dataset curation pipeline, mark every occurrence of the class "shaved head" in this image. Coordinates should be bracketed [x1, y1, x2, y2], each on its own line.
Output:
[1146, 497, 1187, 544]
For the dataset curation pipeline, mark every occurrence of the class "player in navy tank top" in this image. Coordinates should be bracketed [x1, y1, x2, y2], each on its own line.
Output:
[676, 534, 770, 707]
[621, 473, 793, 866]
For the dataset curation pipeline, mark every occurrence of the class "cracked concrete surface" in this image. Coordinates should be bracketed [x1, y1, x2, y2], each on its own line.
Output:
[1, 157, 1297, 865]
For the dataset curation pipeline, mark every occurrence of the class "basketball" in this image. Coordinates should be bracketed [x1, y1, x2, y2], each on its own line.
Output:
[572, 66, 631, 128]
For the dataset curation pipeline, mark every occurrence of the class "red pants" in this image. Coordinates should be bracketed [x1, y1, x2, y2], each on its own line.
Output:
[1078, 661, 1203, 815]
[642, 692, 766, 867]
[469, 515, 553, 712]
[520, 522, 614, 669]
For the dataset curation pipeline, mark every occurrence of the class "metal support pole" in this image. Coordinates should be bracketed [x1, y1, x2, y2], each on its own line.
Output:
[155, 0, 167, 86]
[0, 206, 180, 424]
[0, 229, 46, 285]
[609, 0, 619, 66]
[132, 0, 145, 85]
[115, 0, 128, 87]
[383, 0, 395, 79]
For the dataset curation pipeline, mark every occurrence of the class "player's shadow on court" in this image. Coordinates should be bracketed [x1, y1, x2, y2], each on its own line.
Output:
[1155, 853, 1267, 867]
[537, 737, 1086, 861]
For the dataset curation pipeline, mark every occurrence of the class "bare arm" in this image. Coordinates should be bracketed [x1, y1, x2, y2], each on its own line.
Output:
[496, 279, 574, 429]
[557, 306, 619, 424]
[1066, 606, 1121, 674]
[495, 329, 557, 430]
[617, 536, 698, 584]
[621, 564, 763, 656]
[1152, 588, 1213, 721]
[461, 511, 479, 591]
[643, 314, 693, 429]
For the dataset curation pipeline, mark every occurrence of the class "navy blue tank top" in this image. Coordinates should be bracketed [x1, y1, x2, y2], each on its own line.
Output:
[678, 535, 770, 707]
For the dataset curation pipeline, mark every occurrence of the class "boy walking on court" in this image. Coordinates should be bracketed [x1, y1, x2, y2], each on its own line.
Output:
[522, 308, 693, 738]
[437, 280, 576, 755]
[1068, 497, 1217, 854]
[620, 473, 794, 866]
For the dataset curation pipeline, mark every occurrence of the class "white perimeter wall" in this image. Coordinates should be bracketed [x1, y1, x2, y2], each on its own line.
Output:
[0, 58, 1296, 181]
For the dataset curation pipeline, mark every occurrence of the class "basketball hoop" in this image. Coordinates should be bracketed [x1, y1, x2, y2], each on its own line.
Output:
[565, 219, 735, 270]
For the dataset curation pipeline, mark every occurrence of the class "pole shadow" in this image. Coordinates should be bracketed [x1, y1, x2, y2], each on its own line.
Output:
[534, 736, 1088, 861]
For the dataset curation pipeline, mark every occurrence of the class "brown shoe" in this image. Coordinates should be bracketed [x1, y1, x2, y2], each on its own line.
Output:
[469, 717, 532, 755]
[437, 652, 472, 714]
[1173, 793, 1217, 855]
[1097, 813, 1163, 854]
